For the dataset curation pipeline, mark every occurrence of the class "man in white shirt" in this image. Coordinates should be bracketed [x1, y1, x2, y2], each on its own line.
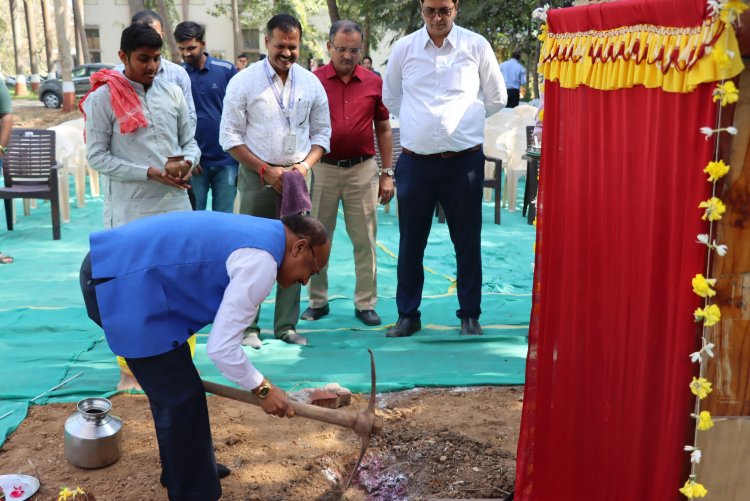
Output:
[80, 211, 331, 501]
[220, 13, 331, 348]
[382, 0, 506, 338]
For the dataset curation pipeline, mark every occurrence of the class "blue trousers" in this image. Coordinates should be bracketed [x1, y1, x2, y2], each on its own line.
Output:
[191, 163, 239, 213]
[394, 148, 485, 320]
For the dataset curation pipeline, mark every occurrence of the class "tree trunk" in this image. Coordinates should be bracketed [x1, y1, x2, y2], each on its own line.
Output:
[23, 0, 41, 91]
[156, 0, 181, 63]
[362, 16, 370, 57]
[73, 16, 83, 66]
[53, 0, 75, 111]
[72, 0, 91, 64]
[326, 0, 340, 24]
[9, 0, 28, 96]
[40, 0, 56, 75]
[231, 0, 242, 60]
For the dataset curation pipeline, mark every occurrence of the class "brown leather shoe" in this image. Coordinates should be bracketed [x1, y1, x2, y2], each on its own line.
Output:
[386, 317, 422, 338]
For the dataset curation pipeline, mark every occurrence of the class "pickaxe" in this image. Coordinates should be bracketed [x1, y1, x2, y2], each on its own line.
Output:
[202, 349, 381, 491]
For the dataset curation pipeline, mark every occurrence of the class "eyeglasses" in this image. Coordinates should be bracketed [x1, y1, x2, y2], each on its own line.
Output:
[309, 246, 320, 276]
[331, 45, 362, 56]
[422, 6, 455, 18]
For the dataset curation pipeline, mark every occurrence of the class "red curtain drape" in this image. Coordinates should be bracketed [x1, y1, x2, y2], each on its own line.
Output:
[514, 3, 717, 500]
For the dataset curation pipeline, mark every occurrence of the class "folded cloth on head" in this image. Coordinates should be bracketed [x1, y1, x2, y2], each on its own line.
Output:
[79, 68, 149, 138]
[279, 169, 312, 217]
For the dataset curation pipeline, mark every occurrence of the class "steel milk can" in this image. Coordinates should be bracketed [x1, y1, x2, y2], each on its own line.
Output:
[64, 397, 123, 468]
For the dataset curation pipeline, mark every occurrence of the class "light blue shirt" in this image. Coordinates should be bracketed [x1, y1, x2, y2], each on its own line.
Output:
[500, 57, 527, 90]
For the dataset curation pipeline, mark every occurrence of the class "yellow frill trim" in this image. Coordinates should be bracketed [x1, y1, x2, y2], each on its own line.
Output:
[539, 16, 744, 93]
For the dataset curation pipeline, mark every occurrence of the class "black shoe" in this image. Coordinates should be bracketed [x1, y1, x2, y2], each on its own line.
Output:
[300, 304, 330, 321]
[386, 317, 421, 338]
[355, 309, 381, 326]
[217, 463, 231, 479]
[460, 317, 483, 335]
[161, 463, 231, 486]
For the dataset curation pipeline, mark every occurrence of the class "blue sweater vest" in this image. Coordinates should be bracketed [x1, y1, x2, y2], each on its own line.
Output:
[89, 211, 286, 358]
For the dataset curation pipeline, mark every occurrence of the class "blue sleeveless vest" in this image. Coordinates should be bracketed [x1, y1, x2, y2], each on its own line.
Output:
[89, 211, 286, 358]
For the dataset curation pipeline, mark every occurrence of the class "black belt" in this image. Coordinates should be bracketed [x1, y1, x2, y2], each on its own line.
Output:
[402, 145, 482, 159]
[320, 155, 373, 168]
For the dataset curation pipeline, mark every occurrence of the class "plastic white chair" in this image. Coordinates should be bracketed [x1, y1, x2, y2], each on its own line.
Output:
[512, 104, 539, 126]
[495, 127, 527, 212]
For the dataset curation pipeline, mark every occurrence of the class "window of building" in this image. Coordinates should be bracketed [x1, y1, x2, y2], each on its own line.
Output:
[241, 28, 261, 59]
[85, 27, 101, 63]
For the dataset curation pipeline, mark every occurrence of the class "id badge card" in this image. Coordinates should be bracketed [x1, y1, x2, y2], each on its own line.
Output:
[282, 132, 297, 154]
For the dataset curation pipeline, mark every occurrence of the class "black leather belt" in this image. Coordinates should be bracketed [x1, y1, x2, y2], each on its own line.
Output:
[402, 145, 482, 159]
[320, 155, 373, 168]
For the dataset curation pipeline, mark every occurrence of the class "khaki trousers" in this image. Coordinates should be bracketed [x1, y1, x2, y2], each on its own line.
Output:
[308, 158, 379, 310]
[237, 166, 300, 336]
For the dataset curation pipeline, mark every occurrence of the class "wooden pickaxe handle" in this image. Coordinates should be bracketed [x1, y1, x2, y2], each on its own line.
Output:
[202, 379, 382, 436]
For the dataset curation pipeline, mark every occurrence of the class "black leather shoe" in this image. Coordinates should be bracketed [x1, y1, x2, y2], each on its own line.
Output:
[217, 463, 231, 479]
[300, 304, 330, 321]
[460, 317, 483, 335]
[355, 309, 382, 326]
[161, 463, 230, 486]
[386, 317, 421, 338]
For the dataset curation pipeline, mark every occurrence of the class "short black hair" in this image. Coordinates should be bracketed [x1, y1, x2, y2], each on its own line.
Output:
[362, 56, 373, 64]
[120, 23, 163, 53]
[174, 21, 205, 43]
[328, 20, 362, 43]
[237, 53, 248, 59]
[281, 214, 328, 247]
[131, 9, 162, 26]
[266, 13, 303, 40]
[512, 50, 522, 60]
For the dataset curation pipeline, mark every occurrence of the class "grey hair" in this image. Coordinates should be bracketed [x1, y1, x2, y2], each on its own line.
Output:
[328, 20, 362, 43]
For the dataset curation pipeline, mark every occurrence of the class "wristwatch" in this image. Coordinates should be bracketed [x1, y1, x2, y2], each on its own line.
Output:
[252, 378, 272, 399]
[380, 168, 394, 177]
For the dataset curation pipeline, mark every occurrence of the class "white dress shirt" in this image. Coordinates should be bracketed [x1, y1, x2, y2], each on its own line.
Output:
[219, 58, 331, 165]
[383, 25, 507, 154]
[115, 58, 196, 128]
[205, 248, 278, 390]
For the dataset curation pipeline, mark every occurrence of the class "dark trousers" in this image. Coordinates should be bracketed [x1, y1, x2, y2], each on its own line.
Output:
[79, 254, 222, 501]
[394, 148, 484, 320]
[506, 88, 520, 108]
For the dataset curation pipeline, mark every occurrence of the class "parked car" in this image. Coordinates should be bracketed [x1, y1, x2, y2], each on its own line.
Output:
[38, 63, 113, 108]
[2, 72, 34, 92]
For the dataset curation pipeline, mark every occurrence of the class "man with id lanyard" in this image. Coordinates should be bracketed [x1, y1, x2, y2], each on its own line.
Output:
[220, 13, 331, 349]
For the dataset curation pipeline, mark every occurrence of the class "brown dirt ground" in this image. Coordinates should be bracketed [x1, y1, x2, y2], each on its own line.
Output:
[1, 103, 523, 501]
[11, 102, 82, 129]
[0, 387, 522, 500]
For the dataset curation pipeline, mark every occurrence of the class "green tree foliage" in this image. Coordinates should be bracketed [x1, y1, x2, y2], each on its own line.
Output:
[208, 0, 326, 60]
